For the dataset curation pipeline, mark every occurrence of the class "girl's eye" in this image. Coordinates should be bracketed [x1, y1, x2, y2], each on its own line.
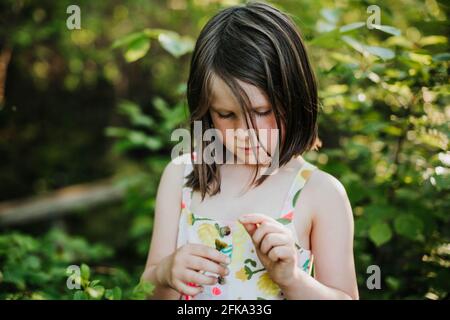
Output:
[217, 112, 235, 119]
[254, 109, 272, 117]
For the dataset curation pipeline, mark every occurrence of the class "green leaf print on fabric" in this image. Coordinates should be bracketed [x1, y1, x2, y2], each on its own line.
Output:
[236, 259, 265, 281]
[302, 258, 310, 271]
[188, 212, 213, 226]
[276, 217, 292, 225]
[292, 189, 302, 208]
[244, 258, 257, 267]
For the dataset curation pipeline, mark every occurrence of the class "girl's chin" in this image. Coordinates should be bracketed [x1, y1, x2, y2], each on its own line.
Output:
[231, 151, 272, 166]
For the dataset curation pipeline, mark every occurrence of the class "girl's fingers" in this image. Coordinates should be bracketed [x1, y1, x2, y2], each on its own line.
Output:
[241, 221, 258, 236]
[187, 256, 229, 277]
[259, 233, 290, 255]
[188, 244, 231, 265]
[182, 269, 218, 286]
[267, 245, 292, 262]
[174, 279, 203, 297]
[252, 221, 288, 248]
[239, 213, 274, 225]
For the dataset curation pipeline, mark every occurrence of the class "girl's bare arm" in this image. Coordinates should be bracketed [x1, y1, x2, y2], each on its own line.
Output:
[283, 170, 359, 300]
[141, 160, 184, 299]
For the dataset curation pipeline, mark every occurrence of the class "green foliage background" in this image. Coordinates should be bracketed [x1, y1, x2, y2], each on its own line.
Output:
[0, 0, 448, 299]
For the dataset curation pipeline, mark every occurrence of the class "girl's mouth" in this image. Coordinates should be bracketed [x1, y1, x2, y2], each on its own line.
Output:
[240, 146, 259, 153]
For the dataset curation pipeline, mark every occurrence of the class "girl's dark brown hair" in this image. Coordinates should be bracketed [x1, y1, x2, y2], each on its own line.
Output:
[185, 1, 319, 199]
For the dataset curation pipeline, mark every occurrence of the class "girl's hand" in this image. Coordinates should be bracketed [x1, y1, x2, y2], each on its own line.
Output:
[239, 213, 299, 288]
[156, 243, 230, 296]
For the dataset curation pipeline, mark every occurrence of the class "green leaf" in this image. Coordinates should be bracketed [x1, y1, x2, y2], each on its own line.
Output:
[342, 36, 395, 60]
[418, 36, 447, 47]
[320, 8, 340, 24]
[339, 22, 366, 33]
[386, 276, 401, 290]
[108, 129, 162, 151]
[73, 291, 88, 300]
[90, 280, 100, 287]
[118, 101, 155, 128]
[309, 29, 341, 48]
[112, 32, 146, 49]
[157, 31, 194, 58]
[80, 264, 90, 281]
[132, 281, 155, 300]
[86, 285, 105, 299]
[370, 24, 402, 36]
[432, 53, 450, 62]
[364, 45, 395, 60]
[363, 204, 395, 224]
[394, 215, 424, 241]
[105, 287, 122, 300]
[369, 222, 392, 246]
[124, 36, 151, 62]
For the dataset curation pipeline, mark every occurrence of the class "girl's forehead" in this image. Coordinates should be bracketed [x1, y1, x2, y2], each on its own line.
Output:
[210, 76, 269, 111]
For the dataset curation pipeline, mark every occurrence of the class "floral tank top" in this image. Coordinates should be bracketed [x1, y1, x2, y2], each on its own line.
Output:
[176, 155, 317, 300]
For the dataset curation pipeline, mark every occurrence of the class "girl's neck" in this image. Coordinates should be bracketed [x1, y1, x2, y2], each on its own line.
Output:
[220, 155, 306, 180]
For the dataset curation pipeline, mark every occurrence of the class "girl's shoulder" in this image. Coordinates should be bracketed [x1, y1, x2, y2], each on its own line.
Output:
[297, 166, 352, 220]
[307, 168, 348, 198]
[159, 154, 192, 191]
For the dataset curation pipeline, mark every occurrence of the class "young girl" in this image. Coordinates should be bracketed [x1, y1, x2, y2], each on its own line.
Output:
[141, 2, 359, 300]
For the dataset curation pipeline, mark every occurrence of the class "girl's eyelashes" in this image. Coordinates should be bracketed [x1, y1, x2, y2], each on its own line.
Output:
[215, 109, 272, 119]
[253, 109, 272, 117]
[217, 112, 235, 119]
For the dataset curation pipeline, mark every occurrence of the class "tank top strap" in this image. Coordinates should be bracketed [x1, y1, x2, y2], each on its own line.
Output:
[180, 153, 195, 211]
[278, 160, 318, 219]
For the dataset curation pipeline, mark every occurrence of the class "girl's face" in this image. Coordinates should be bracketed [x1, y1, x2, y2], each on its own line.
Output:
[208, 76, 283, 165]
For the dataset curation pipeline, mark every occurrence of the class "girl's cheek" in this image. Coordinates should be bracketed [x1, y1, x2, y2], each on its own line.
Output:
[256, 115, 281, 154]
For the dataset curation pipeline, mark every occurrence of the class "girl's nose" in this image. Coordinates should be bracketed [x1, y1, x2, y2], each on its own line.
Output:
[235, 128, 249, 141]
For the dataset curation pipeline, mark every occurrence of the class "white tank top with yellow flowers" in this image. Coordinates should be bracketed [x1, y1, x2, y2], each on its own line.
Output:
[176, 155, 317, 300]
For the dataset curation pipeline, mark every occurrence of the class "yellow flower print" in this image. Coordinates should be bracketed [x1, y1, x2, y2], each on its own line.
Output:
[301, 169, 312, 180]
[235, 267, 248, 281]
[292, 168, 314, 207]
[197, 223, 219, 247]
[257, 272, 280, 297]
[186, 212, 194, 226]
[230, 222, 251, 268]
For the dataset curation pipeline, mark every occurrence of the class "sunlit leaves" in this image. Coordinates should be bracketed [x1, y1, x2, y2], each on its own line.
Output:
[112, 28, 194, 62]
[339, 22, 366, 33]
[124, 36, 151, 62]
[342, 36, 395, 60]
[0, 230, 115, 299]
[118, 101, 155, 128]
[432, 53, 450, 62]
[370, 24, 402, 36]
[158, 31, 195, 58]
